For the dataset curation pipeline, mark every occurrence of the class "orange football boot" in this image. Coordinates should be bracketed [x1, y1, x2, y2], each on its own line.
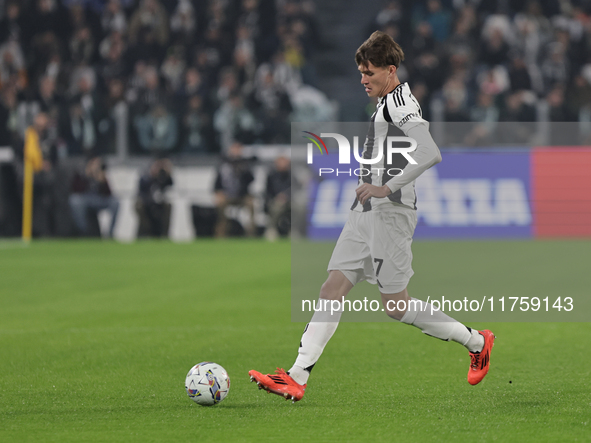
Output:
[468, 329, 496, 385]
[248, 368, 306, 402]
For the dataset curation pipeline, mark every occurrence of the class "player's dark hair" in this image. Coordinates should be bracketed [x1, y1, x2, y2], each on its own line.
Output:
[355, 31, 405, 69]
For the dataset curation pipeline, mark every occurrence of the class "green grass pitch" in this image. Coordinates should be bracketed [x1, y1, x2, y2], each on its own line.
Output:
[1, 239, 590, 442]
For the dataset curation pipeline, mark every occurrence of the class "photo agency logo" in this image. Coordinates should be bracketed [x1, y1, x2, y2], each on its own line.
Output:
[302, 131, 418, 177]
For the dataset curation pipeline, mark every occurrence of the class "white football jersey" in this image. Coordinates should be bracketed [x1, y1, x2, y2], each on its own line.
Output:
[351, 82, 429, 212]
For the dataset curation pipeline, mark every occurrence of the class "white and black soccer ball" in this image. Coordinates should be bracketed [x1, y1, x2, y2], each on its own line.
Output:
[185, 362, 230, 406]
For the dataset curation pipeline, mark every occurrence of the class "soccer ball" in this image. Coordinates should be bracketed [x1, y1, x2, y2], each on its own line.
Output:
[185, 362, 230, 406]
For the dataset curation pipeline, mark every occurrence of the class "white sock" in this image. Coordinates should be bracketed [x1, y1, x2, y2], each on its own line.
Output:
[465, 328, 485, 353]
[288, 300, 343, 385]
[287, 365, 309, 386]
[400, 297, 480, 350]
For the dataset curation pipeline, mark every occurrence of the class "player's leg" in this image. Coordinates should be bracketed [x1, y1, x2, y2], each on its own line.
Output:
[371, 208, 494, 385]
[286, 214, 372, 386]
[287, 270, 353, 385]
[380, 289, 483, 350]
[249, 213, 369, 401]
[248, 270, 353, 402]
[380, 289, 495, 385]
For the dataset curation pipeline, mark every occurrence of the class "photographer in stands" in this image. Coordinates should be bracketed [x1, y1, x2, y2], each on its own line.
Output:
[213, 141, 256, 238]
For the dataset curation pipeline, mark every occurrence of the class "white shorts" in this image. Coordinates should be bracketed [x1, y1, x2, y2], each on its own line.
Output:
[327, 207, 417, 294]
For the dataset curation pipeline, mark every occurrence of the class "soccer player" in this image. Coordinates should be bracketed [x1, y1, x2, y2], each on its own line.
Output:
[249, 31, 495, 402]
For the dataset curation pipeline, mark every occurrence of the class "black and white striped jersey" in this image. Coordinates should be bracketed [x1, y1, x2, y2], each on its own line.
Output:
[351, 82, 441, 213]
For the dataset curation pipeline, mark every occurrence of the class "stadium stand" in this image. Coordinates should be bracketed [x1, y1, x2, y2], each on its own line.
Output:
[1, 0, 590, 238]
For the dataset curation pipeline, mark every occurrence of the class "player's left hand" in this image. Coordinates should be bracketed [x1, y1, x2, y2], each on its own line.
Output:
[355, 183, 392, 205]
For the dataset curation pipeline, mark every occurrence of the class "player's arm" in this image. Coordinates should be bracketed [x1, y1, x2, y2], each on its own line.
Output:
[355, 182, 392, 204]
[356, 123, 441, 204]
[382, 122, 442, 195]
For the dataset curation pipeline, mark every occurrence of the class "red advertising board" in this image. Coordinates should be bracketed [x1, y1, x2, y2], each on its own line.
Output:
[532, 148, 591, 237]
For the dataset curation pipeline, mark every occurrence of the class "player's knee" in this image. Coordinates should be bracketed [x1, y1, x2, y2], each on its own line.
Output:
[382, 291, 409, 321]
[383, 297, 407, 320]
[385, 306, 406, 321]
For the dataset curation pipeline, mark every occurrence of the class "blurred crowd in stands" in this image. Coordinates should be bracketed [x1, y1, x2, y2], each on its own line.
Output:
[0, 0, 312, 238]
[0, 0, 327, 158]
[2, 0, 591, 239]
[369, 0, 591, 124]
[2, 0, 591, 160]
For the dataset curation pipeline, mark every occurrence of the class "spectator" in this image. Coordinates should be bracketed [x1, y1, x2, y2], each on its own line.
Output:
[128, 0, 169, 48]
[513, 13, 543, 68]
[442, 76, 469, 122]
[265, 155, 291, 241]
[444, 15, 476, 68]
[498, 91, 536, 143]
[216, 67, 239, 104]
[372, 1, 404, 30]
[470, 91, 500, 124]
[422, 0, 452, 43]
[266, 50, 302, 94]
[213, 93, 258, 149]
[94, 78, 126, 155]
[176, 67, 206, 106]
[98, 31, 128, 88]
[234, 47, 256, 93]
[134, 104, 178, 152]
[252, 64, 292, 143]
[69, 25, 95, 66]
[0, 41, 26, 91]
[136, 158, 173, 237]
[213, 142, 255, 237]
[43, 51, 69, 96]
[180, 95, 217, 154]
[508, 54, 533, 92]
[131, 30, 163, 66]
[101, 0, 127, 34]
[160, 47, 186, 92]
[0, 87, 20, 148]
[27, 0, 70, 45]
[170, 0, 196, 47]
[565, 74, 591, 121]
[191, 48, 221, 96]
[500, 91, 536, 122]
[466, 92, 499, 146]
[477, 67, 510, 97]
[36, 76, 62, 120]
[131, 65, 168, 115]
[0, 2, 25, 45]
[28, 31, 64, 89]
[408, 22, 436, 59]
[69, 156, 119, 237]
[479, 27, 510, 67]
[547, 85, 576, 122]
[412, 51, 442, 95]
[541, 42, 569, 93]
[62, 70, 99, 155]
[409, 81, 431, 122]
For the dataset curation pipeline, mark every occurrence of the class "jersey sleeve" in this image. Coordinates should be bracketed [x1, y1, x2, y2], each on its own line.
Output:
[384, 86, 427, 136]
[383, 118, 442, 194]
